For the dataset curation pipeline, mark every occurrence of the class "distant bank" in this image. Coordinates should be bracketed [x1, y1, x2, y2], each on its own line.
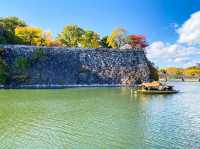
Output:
[159, 78, 200, 82]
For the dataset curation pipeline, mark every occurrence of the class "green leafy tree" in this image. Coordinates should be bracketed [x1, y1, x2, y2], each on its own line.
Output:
[0, 16, 27, 44]
[0, 23, 7, 44]
[107, 28, 128, 48]
[57, 25, 84, 47]
[100, 36, 111, 48]
[0, 22, 14, 44]
[0, 17, 26, 31]
[80, 30, 100, 48]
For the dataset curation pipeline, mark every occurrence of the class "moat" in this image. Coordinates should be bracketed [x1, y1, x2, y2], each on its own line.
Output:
[0, 82, 199, 148]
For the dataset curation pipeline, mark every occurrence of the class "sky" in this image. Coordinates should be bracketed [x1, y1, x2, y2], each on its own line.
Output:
[0, 0, 200, 68]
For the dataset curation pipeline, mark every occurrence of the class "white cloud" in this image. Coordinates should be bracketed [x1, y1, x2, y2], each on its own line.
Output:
[147, 11, 200, 67]
[178, 11, 200, 45]
[146, 41, 200, 67]
[174, 57, 190, 63]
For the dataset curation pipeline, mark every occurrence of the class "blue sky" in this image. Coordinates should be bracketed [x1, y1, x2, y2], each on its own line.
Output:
[0, 0, 200, 67]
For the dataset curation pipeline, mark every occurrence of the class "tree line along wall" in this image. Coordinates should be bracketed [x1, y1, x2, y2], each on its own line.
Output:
[0, 45, 157, 87]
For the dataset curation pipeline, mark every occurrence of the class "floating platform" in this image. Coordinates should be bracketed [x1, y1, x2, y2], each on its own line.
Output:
[135, 90, 179, 94]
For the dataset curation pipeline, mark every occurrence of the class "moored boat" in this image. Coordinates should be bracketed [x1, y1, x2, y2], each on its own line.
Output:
[135, 82, 179, 94]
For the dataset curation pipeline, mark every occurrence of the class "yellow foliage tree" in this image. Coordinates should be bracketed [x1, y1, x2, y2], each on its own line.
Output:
[165, 67, 184, 76]
[184, 68, 200, 76]
[41, 31, 54, 46]
[161, 66, 200, 78]
[80, 31, 100, 48]
[49, 40, 62, 47]
[107, 28, 128, 48]
[57, 25, 84, 47]
[15, 27, 43, 46]
[91, 32, 100, 48]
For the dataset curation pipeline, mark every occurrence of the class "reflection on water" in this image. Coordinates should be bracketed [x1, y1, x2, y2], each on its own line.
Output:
[0, 82, 199, 148]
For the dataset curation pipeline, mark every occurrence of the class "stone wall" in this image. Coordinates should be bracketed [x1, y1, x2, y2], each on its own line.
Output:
[0, 45, 156, 87]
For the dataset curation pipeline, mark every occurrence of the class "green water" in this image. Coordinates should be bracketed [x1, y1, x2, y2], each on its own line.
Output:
[0, 82, 200, 148]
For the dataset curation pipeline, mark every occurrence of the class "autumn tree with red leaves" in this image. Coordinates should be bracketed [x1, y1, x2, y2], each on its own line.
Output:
[128, 35, 148, 49]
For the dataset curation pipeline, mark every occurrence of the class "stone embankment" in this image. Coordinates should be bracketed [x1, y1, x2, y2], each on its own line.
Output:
[0, 45, 157, 88]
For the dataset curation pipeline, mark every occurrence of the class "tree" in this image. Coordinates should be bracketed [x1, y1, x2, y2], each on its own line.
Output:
[174, 69, 184, 81]
[40, 31, 56, 46]
[100, 36, 111, 48]
[128, 35, 148, 48]
[35, 31, 61, 47]
[15, 26, 43, 45]
[160, 69, 168, 82]
[0, 16, 27, 44]
[0, 16, 26, 31]
[184, 68, 200, 76]
[148, 62, 159, 81]
[57, 25, 84, 47]
[80, 30, 100, 48]
[90, 32, 100, 48]
[48, 40, 62, 47]
[107, 28, 128, 48]
[0, 23, 7, 44]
